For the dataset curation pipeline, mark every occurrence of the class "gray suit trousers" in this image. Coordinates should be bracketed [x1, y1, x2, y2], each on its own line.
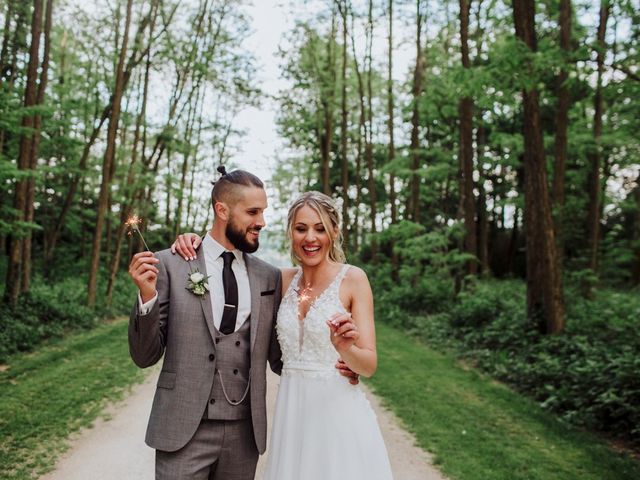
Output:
[156, 418, 258, 480]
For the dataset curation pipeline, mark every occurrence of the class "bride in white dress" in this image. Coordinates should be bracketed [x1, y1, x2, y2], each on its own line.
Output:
[263, 191, 393, 480]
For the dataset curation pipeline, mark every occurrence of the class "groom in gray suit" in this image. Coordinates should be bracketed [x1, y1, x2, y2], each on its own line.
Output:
[128, 169, 283, 479]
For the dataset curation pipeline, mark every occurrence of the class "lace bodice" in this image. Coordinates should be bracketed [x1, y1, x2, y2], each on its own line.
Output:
[276, 265, 350, 374]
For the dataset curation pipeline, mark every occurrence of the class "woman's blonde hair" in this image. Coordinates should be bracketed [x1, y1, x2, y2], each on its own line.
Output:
[286, 191, 346, 265]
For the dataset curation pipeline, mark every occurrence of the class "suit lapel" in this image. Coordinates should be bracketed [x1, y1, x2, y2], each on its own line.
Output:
[192, 251, 217, 345]
[245, 254, 262, 352]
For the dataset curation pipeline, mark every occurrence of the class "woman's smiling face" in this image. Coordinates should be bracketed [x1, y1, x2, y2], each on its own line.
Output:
[291, 205, 334, 267]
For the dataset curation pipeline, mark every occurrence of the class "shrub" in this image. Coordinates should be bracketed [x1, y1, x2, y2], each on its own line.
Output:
[371, 273, 640, 446]
[0, 273, 135, 361]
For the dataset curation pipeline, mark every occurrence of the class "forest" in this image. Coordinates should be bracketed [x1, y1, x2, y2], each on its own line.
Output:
[1, 0, 639, 452]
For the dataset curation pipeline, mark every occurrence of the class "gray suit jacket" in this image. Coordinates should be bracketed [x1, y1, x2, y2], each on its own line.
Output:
[128, 248, 282, 453]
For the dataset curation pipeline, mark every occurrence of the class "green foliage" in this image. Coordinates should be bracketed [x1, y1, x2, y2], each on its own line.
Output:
[369, 323, 640, 480]
[371, 272, 640, 446]
[0, 273, 135, 361]
[0, 319, 147, 479]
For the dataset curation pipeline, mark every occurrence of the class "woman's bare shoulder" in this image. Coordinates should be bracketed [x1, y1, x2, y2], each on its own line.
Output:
[279, 267, 299, 292]
[280, 267, 298, 280]
[344, 264, 368, 282]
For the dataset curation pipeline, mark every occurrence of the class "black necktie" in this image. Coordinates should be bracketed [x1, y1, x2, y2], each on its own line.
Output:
[219, 252, 238, 335]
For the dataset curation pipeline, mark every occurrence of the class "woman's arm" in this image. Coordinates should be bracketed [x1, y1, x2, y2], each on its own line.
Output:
[327, 267, 377, 377]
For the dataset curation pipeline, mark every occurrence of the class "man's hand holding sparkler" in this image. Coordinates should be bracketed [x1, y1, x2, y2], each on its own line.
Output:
[129, 252, 159, 303]
[126, 215, 157, 303]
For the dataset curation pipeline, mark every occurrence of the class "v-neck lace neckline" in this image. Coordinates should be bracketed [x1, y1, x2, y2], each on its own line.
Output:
[289, 265, 348, 323]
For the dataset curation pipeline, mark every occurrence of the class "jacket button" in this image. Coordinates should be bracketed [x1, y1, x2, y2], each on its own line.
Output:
[209, 354, 215, 361]
[233, 369, 238, 375]
[210, 398, 215, 404]
[235, 341, 241, 346]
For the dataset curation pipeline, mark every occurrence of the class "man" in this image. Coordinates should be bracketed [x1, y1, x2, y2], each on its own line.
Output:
[128, 168, 355, 479]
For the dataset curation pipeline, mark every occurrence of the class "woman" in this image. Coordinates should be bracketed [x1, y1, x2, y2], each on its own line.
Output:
[263, 191, 392, 479]
[175, 191, 393, 479]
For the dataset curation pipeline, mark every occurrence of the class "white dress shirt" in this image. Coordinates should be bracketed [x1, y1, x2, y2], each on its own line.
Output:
[138, 234, 252, 332]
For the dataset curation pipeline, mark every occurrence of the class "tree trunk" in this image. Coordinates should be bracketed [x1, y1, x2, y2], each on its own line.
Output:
[22, 0, 53, 294]
[349, 8, 365, 254]
[551, 0, 572, 266]
[585, 2, 609, 274]
[365, 0, 377, 260]
[186, 97, 205, 229]
[513, 0, 565, 334]
[632, 183, 640, 286]
[165, 147, 172, 230]
[174, 83, 201, 238]
[4, 0, 43, 306]
[105, 36, 156, 305]
[506, 205, 519, 275]
[409, 0, 424, 222]
[338, 1, 349, 251]
[387, 0, 398, 278]
[458, 0, 477, 276]
[87, 0, 134, 307]
[0, 1, 13, 82]
[320, 6, 336, 195]
[351, 14, 367, 252]
[477, 123, 489, 275]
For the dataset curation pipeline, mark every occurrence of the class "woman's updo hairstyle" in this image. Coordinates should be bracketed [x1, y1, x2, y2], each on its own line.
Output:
[286, 191, 346, 265]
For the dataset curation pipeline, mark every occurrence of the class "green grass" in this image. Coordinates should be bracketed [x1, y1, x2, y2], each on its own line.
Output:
[367, 322, 640, 480]
[3, 316, 639, 480]
[0, 318, 149, 479]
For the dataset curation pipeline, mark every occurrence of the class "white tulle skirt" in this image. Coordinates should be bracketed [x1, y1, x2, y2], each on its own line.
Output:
[262, 367, 393, 480]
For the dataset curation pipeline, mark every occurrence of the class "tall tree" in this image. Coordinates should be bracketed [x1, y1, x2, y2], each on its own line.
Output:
[551, 0, 572, 265]
[365, 0, 377, 260]
[320, 5, 337, 194]
[22, 0, 53, 294]
[387, 0, 399, 278]
[338, 0, 350, 251]
[349, 6, 366, 253]
[512, 0, 565, 334]
[105, 1, 160, 304]
[87, 0, 134, 307]
[458, 0, 477, 275]
[4, 0, 43, 306]
[633, 183, 640, 286]
[408, 0, 425, 222]
[585, 1, 610, 273]
[43, 1, 165, 265]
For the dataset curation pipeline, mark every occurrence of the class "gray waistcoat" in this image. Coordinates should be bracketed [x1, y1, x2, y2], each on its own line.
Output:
[205, 318, 251, 420]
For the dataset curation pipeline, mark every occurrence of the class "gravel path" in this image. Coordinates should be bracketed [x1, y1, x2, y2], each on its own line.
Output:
[41, 370, 445, 480]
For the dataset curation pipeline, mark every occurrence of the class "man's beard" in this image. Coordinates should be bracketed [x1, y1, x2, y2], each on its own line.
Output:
[226, 217, 260, 253]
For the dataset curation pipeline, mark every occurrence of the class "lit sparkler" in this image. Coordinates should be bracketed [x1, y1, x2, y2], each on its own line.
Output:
[125, 214, 151, 251]
[294, 284, 313, 305]
[294, 283, 313, 350]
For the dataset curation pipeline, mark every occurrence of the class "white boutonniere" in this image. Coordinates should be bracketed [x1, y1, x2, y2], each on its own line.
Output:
[186, 269, 210, 296]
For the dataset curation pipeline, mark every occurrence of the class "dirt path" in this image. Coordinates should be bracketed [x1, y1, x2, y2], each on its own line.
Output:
[41, 370, 445, 480]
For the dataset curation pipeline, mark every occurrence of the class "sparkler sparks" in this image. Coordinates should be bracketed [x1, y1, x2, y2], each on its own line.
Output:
[294, 284, 313, 305]
[125, 214, 151, 251]
[294, 283, 313, 351]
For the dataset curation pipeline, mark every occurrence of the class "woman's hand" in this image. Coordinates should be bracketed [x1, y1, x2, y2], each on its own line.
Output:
[326, 312, 359, 354]
[170, 233, 201, 260]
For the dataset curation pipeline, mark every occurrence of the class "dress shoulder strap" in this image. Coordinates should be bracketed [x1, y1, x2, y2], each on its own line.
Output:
[329, 264, 350, 293]
[337, 263, 350, 283]
[284, 267, 303, 299]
